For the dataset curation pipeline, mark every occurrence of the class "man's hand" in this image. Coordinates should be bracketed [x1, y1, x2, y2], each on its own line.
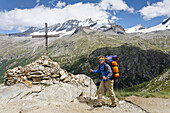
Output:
[90, 69, 93, 73]
[103, 76, 106, 80]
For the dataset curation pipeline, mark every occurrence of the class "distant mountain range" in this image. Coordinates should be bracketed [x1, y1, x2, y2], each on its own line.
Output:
[8, 17, 170, 37]
[8, 18, 125, 37]
[126, 17, 170, 33]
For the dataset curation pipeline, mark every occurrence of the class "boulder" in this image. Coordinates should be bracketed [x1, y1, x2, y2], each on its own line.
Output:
[0, 84, 32, 104]
[32, 85, 43, 93]
[43, 60, 49, 66]
[32, 78, 42, 82]
[38, 66, 44, 71]
[46, 72, 51, 76]
[30, 71, 43, 75]
[75, 74, 97, 97]
[41, 80, 47, 84]
[63, 78, 70, 83]
[8, 69, 16, 73]
[43, 76, 50, 80]
[60, 74, 68, 80]
[59, 70, 65, 76]
[18, 66, 22, 70]
[30, 68, 39, 72]
[45, 79, 53, 85]
[52, 62, 58, 66]
[27, 75, 44, 78]
[21, 80, 32, 88]
[32, 82, 41, 85]
[50, 68, 58, 74]
[36, 60, 42, 64]
[51, 74, 60, 78]
[59, 70, 68, 80]
[37, 83, 82, 105]
[6, 72, 14, 76]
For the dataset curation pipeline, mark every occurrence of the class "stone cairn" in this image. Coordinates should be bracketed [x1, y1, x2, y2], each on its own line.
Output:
[4, 56, 90, 88]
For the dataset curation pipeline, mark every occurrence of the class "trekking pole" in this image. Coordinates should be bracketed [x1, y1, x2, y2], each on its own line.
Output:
[90, 72, 92, 101]
[104, 80, 106, 106]
[88, 51, 92, 102]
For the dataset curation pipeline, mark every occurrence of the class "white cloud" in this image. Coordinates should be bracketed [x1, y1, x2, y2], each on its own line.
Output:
[56, 1, 66, 8]
[0, 1, 133, 31]
[139, 0, 170, 20]
[147, 1, 150, 6]
[0, 4, 108, 31]
[36, 0, 40, 3]
[111, 16, 119, 20]
[99, 0, 134, 13]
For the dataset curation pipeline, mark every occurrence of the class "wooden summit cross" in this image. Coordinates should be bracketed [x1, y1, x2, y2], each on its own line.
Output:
[32, 23, 59, 56]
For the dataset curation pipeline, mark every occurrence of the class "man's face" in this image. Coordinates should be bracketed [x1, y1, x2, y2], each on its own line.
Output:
[99, 59, 105, 64]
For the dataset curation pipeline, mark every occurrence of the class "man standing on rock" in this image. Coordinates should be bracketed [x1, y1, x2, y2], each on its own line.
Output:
[90, 56, 117, 107]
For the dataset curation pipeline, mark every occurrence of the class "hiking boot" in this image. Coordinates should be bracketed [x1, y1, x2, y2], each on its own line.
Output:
[93, 104, 102, 107]
[109, 103, 116, 107]
[93, 103, 102, 107]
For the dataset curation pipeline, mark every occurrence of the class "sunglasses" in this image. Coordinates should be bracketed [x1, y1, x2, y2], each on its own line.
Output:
[99, 59, 104, 61]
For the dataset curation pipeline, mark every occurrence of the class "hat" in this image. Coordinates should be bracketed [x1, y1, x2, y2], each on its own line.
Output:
[98, 56, 105, 60]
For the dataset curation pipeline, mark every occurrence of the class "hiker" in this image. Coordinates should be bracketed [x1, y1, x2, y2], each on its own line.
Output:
[90, 56, 117, 107]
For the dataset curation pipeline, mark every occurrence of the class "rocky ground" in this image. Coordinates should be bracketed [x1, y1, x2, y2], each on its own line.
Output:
[0, 95, 169, 113]
[0, 97, 147, 113]
[125, 96, 170, 113]
[0, 81, 149, 113]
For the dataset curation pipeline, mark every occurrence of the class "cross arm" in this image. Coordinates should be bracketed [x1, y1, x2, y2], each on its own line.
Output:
[32, 34, 60, 38]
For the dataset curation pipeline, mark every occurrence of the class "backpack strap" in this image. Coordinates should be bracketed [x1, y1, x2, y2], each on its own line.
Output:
[98, 63, 107, 71]
[103, 63, 108, 71]
[104, 63, 114, 80]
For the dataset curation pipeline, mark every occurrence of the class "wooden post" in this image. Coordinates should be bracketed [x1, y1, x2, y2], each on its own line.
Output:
[45, 23, 48, 55]
[32, 23, 60, 56]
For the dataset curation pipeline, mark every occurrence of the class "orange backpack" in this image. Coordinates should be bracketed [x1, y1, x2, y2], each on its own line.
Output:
[111, 61, 119, 78]
[105, 55, 119, 79]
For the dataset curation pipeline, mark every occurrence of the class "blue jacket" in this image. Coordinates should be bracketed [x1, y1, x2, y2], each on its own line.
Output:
[92, 63, 113, 81]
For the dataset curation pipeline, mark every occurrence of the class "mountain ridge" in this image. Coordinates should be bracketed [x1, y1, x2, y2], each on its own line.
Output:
[126, 17, 170, 33]
[8, 18, 125, 37]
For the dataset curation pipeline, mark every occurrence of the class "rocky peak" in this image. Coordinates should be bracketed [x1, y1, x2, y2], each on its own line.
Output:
[39, 23, 61, 32]
[162, 17, 170, 25]
[125, 24, 146, 33]
[25, 27, 41, 32]
[57, 19, 80, 32]
[79, 18, 97, 27]
[8, 26, 41, 37]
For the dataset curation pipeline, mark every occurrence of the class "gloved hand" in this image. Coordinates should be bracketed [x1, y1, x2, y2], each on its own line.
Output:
[90, 69, 93, 73]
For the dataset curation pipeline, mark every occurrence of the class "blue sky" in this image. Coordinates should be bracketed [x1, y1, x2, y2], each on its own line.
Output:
[0, 0, 169, 34]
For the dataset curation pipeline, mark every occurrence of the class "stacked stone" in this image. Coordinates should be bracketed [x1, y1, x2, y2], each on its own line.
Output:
[4, 56, 91, 88]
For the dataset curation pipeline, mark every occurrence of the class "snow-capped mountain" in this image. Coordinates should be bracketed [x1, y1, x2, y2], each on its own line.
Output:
[79, 18, 112, 30]
[39, 23, 61, 32]
[79, 18, 97, 27]
[9, 27, 41, 37]
[9, 18, 125, 37]
[58, 20, 80, 32]
[126, 17, 170, 33]
[125, 24, 146, 33]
